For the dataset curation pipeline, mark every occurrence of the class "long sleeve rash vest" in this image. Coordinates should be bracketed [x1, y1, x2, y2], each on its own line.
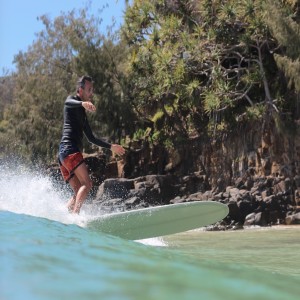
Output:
[60, 95, 111, 151]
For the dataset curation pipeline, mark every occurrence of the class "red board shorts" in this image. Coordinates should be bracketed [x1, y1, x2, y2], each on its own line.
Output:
[59, 152, 84, 182]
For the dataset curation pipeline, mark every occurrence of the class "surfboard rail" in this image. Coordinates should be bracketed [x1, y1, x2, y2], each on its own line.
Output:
[86, 201, 229, 240]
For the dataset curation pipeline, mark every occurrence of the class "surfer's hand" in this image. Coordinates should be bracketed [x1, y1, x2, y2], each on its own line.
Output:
[111, 144, 126, 156]
[82, 101, 96, 112]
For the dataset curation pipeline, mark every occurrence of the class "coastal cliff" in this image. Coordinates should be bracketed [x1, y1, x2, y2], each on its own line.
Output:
[47, 120, 300, 229]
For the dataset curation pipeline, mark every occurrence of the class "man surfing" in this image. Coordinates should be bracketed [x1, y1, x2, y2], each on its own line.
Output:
[58, 75, 125, 214]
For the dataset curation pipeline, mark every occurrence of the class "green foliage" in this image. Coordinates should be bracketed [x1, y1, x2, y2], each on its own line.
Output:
[122, 0, 283, 143]
[132, 127, 153, 141]
[2, 0, 300, 164]
[0, 6, 135, 163]
[275, 55, 300, 91]
[0, 76, 15, 119]
[265, 0, 300, 95]
[152, 110, 165, 127]
[245, 104, 265, 120]
[203, 92, 221, 114]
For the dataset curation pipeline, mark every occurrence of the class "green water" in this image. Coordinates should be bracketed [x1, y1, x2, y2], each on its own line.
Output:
[165, 227, 300, 277]
[0, 168, 300, 300]
[1, 212, 299, 300]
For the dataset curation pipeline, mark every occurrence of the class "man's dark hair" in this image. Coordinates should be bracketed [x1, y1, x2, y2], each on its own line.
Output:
[77, 75, 93, 91]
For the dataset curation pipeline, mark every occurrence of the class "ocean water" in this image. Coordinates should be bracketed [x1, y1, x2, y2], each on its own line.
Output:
[1, 165, 300, 300]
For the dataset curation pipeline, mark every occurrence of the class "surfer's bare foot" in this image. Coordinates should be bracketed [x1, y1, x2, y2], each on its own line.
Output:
[67, 196, 76, 213]
[73, 202, 83, 214]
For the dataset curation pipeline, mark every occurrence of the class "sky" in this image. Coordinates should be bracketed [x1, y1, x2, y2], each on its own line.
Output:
[0, 0, 127, 75]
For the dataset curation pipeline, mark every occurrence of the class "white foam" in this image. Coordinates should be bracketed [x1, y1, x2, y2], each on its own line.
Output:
[0, 164, 170, 245]
[0, 164, 93, 226]
[137, 237, 168, 247]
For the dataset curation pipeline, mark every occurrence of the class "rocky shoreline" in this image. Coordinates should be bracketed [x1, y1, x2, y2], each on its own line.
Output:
[47, 155, 300, 230]
[91, 173, 300, 230]
[47, 142, 300, 230]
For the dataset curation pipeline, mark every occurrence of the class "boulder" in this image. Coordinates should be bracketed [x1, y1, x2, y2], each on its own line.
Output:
[96, 178, 134, 200]
[285, 212, 300, 225]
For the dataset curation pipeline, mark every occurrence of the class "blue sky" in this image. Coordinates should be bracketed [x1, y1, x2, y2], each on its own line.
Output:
[0, 0, 127, 75]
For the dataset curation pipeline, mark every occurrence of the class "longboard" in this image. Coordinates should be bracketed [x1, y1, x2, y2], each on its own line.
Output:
[86, 201, 229, 240]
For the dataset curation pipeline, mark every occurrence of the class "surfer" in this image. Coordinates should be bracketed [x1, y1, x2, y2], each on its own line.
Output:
[58, 75, 125, 214]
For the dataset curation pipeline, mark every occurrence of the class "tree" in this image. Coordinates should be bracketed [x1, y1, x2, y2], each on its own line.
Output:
[0, 7, 133, 163]
[265, 0, 300, 119]
[121, 0, 290, 145]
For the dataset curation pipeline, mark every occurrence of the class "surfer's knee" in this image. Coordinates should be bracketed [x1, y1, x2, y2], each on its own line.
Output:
[87, 179, 93, 190]
[82, 178, 93, 191]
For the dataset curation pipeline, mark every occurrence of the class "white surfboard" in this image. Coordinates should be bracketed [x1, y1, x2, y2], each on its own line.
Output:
[86, 201, 229, 240]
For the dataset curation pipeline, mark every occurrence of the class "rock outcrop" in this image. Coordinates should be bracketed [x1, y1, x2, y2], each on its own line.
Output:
[47, 120, 300, 229]
[91, 173, 300, 229]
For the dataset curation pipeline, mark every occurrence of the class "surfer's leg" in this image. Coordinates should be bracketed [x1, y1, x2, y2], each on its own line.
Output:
[67, 196, 76, 212]
[72, 162, 93, 214]
[59, 152, 87, 213]
[59, 161, 76, 212]
[67, 176, 81, 212]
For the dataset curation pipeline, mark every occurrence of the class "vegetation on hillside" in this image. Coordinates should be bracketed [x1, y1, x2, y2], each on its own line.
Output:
[122, 0, 300, 146]
[0, 6, 134, 163]
[1, 0, 300, 165]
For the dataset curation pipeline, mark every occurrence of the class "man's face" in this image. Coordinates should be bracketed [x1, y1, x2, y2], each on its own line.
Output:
[82, 81, 94, 101]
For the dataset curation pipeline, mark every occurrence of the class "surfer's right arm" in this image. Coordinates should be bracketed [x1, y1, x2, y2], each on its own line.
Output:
[65, 96, 95, 112]
[65, 96, 82, 107]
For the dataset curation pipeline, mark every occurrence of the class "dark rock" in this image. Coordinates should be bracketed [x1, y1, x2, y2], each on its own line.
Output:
[187, 190, 214, 201]
[263, 195, 280, 211]
[170, 196, 187, 204]
[273, 178, 292, 195]
[182, 174, 210, 194]
[235, 177, 244, 189]
[285, 212, 300, 225]
[142, 174, 180, 203]
[125, 197, 141, 208]
[254, 212, 268, 226]
[294, 176, 300, 188]
[96, 178, 134, 200]
[237, 200, 253, 219]
[268, 210, 280, 225]
[261, 189, 271, 200]
[244, 178, 254, 190]
[227, 200, 242, 222]
[244, 213, 256, 226]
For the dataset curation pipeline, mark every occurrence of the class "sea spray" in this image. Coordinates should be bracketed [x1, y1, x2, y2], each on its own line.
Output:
[0, 163, 167, 246]
[0, 163, 87, 225]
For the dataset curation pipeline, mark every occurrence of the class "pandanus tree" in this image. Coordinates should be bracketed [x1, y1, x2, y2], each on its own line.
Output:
[122, 0, 300, 147]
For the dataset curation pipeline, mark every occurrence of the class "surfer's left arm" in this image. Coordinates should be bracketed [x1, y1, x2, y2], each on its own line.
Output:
[83, 119, 125, 156]
[83, 119, 111, 149]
